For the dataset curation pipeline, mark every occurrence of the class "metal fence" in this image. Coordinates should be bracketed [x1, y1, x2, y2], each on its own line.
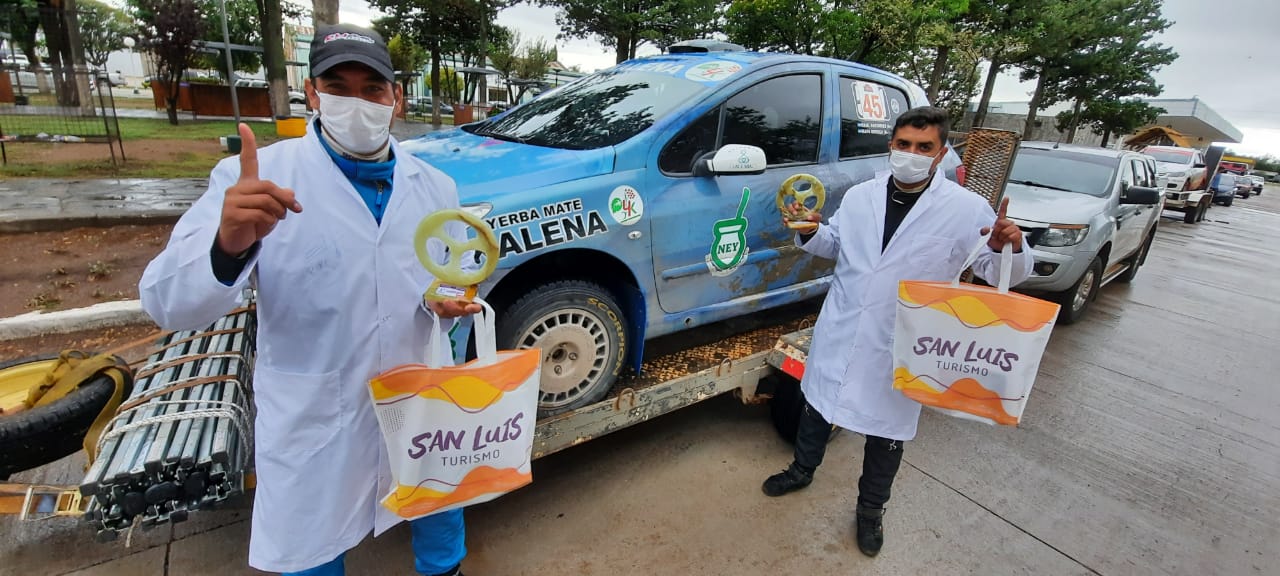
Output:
[1, 5, 125, 165]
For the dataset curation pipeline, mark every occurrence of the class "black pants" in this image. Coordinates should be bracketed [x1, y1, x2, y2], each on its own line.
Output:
[793, 400, 904, 510]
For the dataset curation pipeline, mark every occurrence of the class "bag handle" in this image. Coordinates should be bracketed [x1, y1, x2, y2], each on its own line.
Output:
[472, 297, 498, 364]
[425, 297, 498, 368]
[952, 231, 1014, 294]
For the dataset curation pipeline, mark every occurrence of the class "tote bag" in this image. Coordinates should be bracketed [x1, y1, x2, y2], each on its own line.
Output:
[368, 299, 540, 519]
[892, 237, 1060, 426]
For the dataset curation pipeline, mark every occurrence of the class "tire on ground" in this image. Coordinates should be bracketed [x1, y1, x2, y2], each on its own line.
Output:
[0, 355, 124, 478]
[497, 280, 628, 417]
[1054, 257, 1103, 325]
[767, 374, 804, 443]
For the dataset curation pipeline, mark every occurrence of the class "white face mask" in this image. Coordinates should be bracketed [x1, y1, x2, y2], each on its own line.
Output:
[316, 92, 395, 155]
[889, 149, 939, 185]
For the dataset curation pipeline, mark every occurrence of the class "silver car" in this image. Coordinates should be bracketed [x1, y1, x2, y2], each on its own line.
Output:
[1004, 143, 1164, 324]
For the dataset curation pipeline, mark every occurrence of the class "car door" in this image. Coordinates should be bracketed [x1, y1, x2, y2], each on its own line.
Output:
[1114, 156, 1147, 259]
[828, 74, 917, 216]
[648, 68, 833, 314]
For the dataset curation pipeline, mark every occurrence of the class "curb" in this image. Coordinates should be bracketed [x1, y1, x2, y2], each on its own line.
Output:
[0, 213, 183, 234]
[0, 300, 152, 342]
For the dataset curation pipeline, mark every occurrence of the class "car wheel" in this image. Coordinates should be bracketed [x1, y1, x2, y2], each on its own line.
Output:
[1118, 229, 1155, 284]
[498, 280, 627, 417]
[0, 354, 132, 478]
[1054, 258, 1102, 325]
[1183, 204, 1198, 224]
[1223, 196, 1233, 207]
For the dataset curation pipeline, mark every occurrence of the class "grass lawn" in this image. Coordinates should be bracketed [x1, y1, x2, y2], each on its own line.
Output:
[2, 115, 450, 179]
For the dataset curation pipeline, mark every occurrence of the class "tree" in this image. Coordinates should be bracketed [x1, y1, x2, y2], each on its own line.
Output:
[966, 0, 1047, 128]
[1055, 99, 1162, 148]
[539, 0, 721, 64]
[37, 0, 93, 108]
[367, 0, 485, 126]
[194, 0, 260, 83]
[514, 37, 555, 101]
[130, 0, 207, 124]
[1016, 0, 1175, 139]
[487, 28, 520, 103]
[311, 0, 335, 26]
[78, 0, 131, 70]
[386, 33, 427, 99]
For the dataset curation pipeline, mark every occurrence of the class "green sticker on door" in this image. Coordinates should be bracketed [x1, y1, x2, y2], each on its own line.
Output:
[706, 187, 751, 277]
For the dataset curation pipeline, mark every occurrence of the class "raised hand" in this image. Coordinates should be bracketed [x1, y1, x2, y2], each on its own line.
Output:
[981, 197, 1023, 253]
[780, 201, 821, 232]
[217, 123, 303, 256]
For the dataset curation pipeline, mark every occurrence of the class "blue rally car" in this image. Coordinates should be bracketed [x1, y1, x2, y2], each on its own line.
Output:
[402, 43, 959, 415]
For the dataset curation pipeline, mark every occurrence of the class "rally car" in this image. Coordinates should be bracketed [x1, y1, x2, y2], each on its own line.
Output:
[403, 42, 960, 416]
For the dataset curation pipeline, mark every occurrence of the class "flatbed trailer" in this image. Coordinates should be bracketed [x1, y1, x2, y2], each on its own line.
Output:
[2, 307, 820, 526]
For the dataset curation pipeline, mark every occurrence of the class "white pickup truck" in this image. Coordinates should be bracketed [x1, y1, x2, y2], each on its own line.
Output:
[1143, 145, 1210, 223]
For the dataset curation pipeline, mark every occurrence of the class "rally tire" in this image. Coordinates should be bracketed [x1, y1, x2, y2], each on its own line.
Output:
[0, 355, 123, 478]
[1183, 205, 1197, 224]
[498, 280, 627, 417]
[1054, 258, 1102, 325]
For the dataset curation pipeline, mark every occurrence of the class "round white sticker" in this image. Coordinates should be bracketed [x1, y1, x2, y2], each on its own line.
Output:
[608, 185, 644, 226]
[684, 61, 743, 83]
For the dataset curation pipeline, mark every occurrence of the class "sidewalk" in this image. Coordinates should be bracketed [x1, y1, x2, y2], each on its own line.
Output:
[0, 177, 206, 232]
[0, 123, 448, 232]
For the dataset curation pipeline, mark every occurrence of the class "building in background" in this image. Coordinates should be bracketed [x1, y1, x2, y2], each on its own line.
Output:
[961, 97, 1242, 150]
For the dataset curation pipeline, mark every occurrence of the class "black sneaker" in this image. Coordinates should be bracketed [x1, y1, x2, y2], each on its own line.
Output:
[855, 506, 885, 557]
[761, 463, 813, 497]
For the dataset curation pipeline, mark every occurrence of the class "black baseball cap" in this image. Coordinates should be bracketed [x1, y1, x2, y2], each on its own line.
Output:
[310, 24, 394, 82]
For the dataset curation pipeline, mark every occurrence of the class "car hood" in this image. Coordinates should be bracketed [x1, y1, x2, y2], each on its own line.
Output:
[1155, 160, 1192, 174]
[1003, 182, 1109, 226]
[398, 128, 615, 203]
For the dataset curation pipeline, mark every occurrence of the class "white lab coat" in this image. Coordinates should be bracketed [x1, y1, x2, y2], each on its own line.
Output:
[139, 122, 463, 572]
[800, 172, 1033, 441]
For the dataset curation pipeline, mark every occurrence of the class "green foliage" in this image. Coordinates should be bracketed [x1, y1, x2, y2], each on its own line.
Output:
[387, 33, 428, 74]
[78, 0, 133, 69]
[539, 0, 722, 64]
[1055, 99, 1163, 146]
[191, 0, 262, 80]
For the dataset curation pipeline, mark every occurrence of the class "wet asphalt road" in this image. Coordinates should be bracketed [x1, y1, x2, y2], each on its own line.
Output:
[3, 186, 1277, 576]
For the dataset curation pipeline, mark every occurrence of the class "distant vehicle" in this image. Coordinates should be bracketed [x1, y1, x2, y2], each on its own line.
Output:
[407, 97, 453, 115]
[234, 78, 268, 89]
[1143, 145, 1209, 224]
[288, 89, 305, 104]
[1210, 173, 1237, 206]
[1233, 175, 1254, 198]
[1004, 143, 1163, 324]
[95, 70, 125, 87]
[1248, 174, 1265, 194]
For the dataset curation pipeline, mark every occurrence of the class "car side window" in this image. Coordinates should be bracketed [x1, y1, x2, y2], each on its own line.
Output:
[838, 77, 910, 159]
[1130, 159, 1151, 187]
[659, 73, 822, 174]
[721, 74, 822, 166]
[659, 107, 720, 174]
[1120, 161, 1135, 188]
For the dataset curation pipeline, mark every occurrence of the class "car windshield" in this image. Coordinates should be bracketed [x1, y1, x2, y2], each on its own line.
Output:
[1008, 149, 1118, 197]
[463, 68, 706, 150]
[1144, 149, 1193, 164]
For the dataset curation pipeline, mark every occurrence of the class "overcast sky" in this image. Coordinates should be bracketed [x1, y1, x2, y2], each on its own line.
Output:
[340, 0, 1280, 156]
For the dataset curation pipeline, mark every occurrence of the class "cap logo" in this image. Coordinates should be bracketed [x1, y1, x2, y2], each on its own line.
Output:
[324, 32, 375, 44]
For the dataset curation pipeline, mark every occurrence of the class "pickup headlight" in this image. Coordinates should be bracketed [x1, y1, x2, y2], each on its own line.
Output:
[1167, 171, 1187, 178]
[1039, 224, 1089, 247]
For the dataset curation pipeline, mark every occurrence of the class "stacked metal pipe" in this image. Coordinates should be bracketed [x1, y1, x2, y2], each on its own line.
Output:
[80, 308, 256, 540]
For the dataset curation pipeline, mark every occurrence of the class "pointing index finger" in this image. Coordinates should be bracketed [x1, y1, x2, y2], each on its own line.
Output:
[997, 197, 1010, 221]
[237, 123, 259, 182]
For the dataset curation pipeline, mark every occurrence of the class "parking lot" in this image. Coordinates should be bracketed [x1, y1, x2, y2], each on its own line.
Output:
[3, 186, 1278, 576]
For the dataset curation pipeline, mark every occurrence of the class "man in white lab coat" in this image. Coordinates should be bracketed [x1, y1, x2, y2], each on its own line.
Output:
[140, 24, 479, 576]
[763, 106, 1032, 557]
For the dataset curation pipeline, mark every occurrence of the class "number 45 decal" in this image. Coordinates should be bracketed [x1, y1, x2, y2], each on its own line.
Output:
[854, 82, 889, 121]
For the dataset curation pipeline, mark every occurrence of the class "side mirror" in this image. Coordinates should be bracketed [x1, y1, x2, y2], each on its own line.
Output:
[1122, 185, 1161, 205]
[1193, 162, 1206, 168]
[694, 144, 767, 177]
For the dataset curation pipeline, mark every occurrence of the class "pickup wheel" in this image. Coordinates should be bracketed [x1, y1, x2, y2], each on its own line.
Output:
[497, 280, 627, 417]
[1222, 195, 1233, 207]
[1183, 203, 1198, 224]
[1054, 258, 1102, 325]
[1118, 228, 1155, 284]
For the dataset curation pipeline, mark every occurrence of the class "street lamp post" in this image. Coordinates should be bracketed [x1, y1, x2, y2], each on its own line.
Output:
[220, 0, 240, 124]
